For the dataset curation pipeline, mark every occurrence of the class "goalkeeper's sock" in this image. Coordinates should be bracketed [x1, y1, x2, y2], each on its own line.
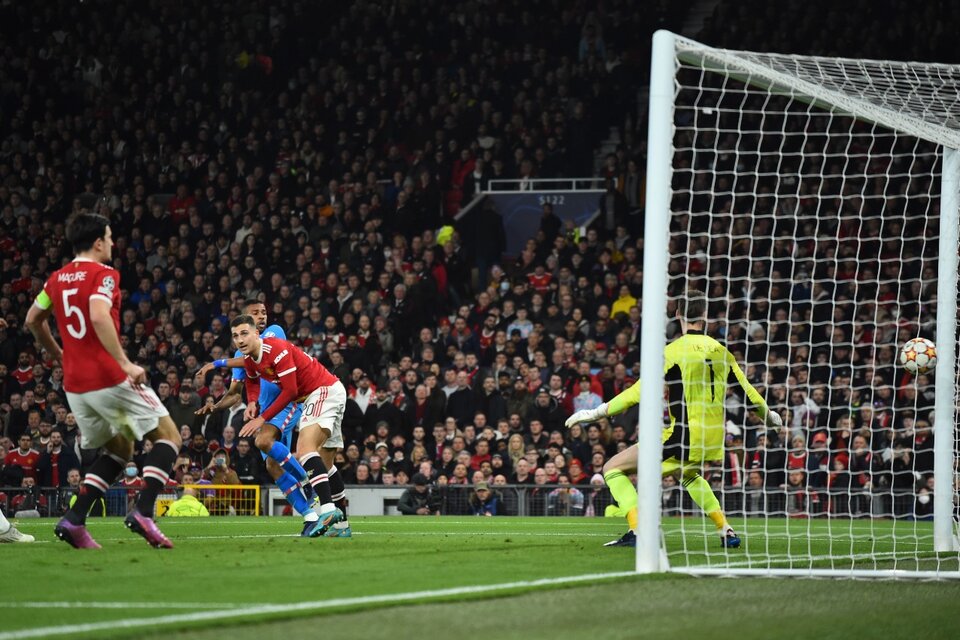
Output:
[65, 452, 126, 525]
[603, 469, 638, 529]
[268, 441, 308, 482]
[276, 471, 312, 517]
[327, 464, 348, 524]
[136, 439, 180, 515]
[681, 472, 727, 529]
[299, 452, 334, 511]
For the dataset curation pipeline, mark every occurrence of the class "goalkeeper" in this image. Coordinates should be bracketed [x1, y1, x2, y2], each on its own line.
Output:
[566, 291, 782, 548]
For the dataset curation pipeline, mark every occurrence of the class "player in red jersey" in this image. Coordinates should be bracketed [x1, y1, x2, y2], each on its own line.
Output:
[24, 213, 182, 549]
[230, 314, 345, 537]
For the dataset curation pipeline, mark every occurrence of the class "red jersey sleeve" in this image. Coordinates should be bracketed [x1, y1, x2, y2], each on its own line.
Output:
[89, 268, 120, 308]
[260, 347, 299, 421]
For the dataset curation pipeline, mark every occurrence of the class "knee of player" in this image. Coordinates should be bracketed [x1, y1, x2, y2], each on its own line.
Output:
[254, 432, 274, 452]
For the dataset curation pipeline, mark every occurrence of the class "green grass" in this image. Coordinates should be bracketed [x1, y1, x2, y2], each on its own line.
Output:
[3, 516, 959, 640]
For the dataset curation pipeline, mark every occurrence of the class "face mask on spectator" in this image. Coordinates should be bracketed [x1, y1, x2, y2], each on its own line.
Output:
[125, 467, 138, 478]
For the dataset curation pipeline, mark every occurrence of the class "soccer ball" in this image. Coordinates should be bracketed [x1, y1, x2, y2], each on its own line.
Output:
[899, 337, 938, 375]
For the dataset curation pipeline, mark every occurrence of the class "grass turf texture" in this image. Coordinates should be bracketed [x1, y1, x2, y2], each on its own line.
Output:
[4, 516, 958, 640]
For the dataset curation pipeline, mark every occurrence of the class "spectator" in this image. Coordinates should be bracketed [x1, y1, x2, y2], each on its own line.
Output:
[232, 439, 263, 486]
[548, 475, 585, 516]
[3, 434, 39, 484]
[397, 473, 440, 515]
[469, 482, 501, 516]
[36, 431, 79, 488]
[119, 462, 146, 513]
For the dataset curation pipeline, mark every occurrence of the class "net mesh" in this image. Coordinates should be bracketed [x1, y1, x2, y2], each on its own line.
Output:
[662, 41, 960, 575]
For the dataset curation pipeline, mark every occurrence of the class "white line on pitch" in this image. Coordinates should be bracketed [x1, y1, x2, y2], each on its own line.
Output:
[0, 602, 243, 610]
[0, 571, 638, 640]
[16, 530, 619, 545]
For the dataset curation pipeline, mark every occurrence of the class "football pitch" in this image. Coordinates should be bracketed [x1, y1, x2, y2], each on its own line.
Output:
[5, 516, 960, 640]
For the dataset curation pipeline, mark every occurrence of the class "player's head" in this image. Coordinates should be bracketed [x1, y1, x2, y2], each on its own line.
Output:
[676, 289, 707, 328]
[66, 213, 113, 261]
[230, 314, 261, 355]
[242, 298, 267, 331]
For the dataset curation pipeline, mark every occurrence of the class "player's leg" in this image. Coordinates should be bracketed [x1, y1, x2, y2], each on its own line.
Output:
[679, 463, 739, 548]
[259, 405, 312, 485]
[255, 422, 317, 528]
[125, 414, 182, 548]
[0, 498, 34, 543]
[55, 391, 129, 549]
[316, 383, 350, 537]
[318, 446, 350, 537]
[296, 422, 342, 537]
[601, 445, 639, 547]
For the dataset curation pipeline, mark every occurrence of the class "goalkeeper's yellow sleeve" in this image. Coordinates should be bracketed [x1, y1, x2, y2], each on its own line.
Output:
[725, 348, 769, 418]
[606, 379, 640, 416]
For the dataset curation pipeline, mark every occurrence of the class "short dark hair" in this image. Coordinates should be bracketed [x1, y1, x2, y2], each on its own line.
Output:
[243, 298, 263, 309]
[678, 289, 707, 323]
[66, 213, 110, 254]
[230, 314, 256, 330]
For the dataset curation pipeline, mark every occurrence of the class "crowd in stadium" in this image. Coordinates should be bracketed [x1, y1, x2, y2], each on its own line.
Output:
[0, 0, 951, 521]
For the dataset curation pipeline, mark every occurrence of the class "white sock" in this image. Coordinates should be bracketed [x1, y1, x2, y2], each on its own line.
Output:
[320, 502, 334, 513]
[303, 512, 319, 522]
[0, 510, 9, 534]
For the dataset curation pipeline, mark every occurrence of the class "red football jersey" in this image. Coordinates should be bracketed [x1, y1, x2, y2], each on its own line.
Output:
[39, 258, 126, 393]
[4, 448, 41, 480]
[242, 337, 338, 421]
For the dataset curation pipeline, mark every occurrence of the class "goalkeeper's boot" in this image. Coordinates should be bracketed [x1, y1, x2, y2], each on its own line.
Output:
[324, 521, 352, 538]
[603, 530, 636, 547]
[54, 518, 100, 549]
[304, 507, 343, 538]
[124, 508, 174, 549]
[721, 527, 741, 549]
[0, 524, 34, 544]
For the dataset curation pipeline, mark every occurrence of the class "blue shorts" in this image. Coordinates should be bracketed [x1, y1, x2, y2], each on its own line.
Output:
[258, 403, 301, 460]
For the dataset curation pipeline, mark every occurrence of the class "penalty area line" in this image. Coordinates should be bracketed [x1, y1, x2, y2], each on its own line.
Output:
[0, 571, 637, 640]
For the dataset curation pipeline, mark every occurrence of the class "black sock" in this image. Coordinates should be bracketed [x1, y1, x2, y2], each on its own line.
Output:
[135, 439, 180, 515]
[300, 452, 333, 505]
[328, 464, 348, 519]
[66, 453, 125, 525]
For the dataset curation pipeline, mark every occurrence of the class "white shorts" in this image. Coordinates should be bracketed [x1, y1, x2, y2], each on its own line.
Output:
[298, 381, 345, 450]
[67, 380, 170, 449]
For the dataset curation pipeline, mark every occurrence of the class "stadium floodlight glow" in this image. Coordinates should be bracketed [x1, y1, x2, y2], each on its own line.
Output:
[639, 29, 960, 579]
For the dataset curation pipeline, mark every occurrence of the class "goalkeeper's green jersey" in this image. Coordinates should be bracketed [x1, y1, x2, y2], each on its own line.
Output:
[607, 330, 768, 462]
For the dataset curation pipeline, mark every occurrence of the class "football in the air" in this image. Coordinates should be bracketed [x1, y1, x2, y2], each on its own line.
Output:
[899, 337, 938, 375]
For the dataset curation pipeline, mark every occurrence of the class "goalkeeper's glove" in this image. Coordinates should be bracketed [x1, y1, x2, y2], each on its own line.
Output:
[565, 403, 608, 428]
[764, 407, 783, 429]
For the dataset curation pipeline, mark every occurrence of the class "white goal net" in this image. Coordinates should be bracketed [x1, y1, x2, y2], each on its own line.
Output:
[636, 31, 960, 578]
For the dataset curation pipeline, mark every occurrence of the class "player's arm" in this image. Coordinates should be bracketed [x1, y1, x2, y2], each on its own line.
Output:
[565, 379, 639, 427]
[196, 378, 244, 415]
[726, 348, 782, 428]
[24, 290, 64, 362]
[196, 357, 246, 380]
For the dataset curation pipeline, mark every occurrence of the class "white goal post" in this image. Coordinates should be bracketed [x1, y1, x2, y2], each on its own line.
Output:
[638, 30, 960, 578]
